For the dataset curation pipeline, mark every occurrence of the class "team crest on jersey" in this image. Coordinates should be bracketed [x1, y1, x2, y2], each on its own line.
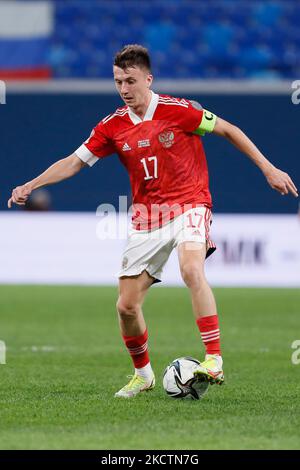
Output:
[158, 131, 175, 148]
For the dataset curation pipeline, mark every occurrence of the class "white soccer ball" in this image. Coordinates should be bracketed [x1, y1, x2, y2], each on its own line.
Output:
[163, 356, 209, 400]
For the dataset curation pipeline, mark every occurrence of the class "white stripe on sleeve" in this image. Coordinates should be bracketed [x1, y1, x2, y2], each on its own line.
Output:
[75, 144, 98, 167]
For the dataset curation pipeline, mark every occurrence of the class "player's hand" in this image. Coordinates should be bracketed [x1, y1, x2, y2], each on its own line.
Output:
[7, 184, 32, 208]
[264, 167, 298, 197]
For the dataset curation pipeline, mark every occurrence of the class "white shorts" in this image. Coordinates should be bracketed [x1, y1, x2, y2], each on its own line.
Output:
[118, 206, 216, 283]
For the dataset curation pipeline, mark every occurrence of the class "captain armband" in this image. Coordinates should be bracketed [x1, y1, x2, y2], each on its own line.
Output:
[194, 110, 217, 136]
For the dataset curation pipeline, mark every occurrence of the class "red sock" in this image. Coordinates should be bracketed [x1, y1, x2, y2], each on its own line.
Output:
[196, 315, 221, 355]
[122, 329, 150, 368]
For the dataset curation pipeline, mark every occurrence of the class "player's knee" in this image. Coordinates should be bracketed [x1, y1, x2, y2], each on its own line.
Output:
[181, 264, 205, 288]
[116, 297, 140, 319]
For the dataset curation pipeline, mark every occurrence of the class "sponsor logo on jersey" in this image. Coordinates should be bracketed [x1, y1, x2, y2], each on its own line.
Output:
[138, 139, 150, 148]
[122, 143, 131, 151]
[122, 256, 128, 269]
[158, 131, 175, 148]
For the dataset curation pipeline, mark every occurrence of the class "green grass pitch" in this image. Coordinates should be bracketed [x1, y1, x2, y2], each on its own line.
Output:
[0, 285, 300, 450]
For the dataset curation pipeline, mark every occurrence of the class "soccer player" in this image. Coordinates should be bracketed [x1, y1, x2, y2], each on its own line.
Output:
[8, 45, 298, 398]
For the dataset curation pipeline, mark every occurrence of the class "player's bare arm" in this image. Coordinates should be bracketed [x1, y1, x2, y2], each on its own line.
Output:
[212, 117, 298, 198]
[7, 153, 86, 208]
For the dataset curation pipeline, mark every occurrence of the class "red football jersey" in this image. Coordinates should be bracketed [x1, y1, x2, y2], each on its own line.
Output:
[76, 92, 213, 230]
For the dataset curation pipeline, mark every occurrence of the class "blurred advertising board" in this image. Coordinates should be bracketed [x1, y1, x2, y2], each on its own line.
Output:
[0, 213, 299, 287]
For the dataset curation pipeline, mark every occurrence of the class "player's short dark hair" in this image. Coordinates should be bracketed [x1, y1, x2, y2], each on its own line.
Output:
[114, 44, 151, 72]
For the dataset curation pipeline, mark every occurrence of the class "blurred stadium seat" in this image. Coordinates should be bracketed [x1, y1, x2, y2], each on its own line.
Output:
[45, 0, 300, 79]
[1, 0, 298, 79]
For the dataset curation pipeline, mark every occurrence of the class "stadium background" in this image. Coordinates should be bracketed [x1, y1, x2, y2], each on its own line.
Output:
[1, 0, 300, 213]
[0, 0, 300, 451]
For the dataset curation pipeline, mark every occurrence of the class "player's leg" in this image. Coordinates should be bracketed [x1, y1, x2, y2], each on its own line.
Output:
[178, 241, 224, 384]
[115, 270, 155, 398]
